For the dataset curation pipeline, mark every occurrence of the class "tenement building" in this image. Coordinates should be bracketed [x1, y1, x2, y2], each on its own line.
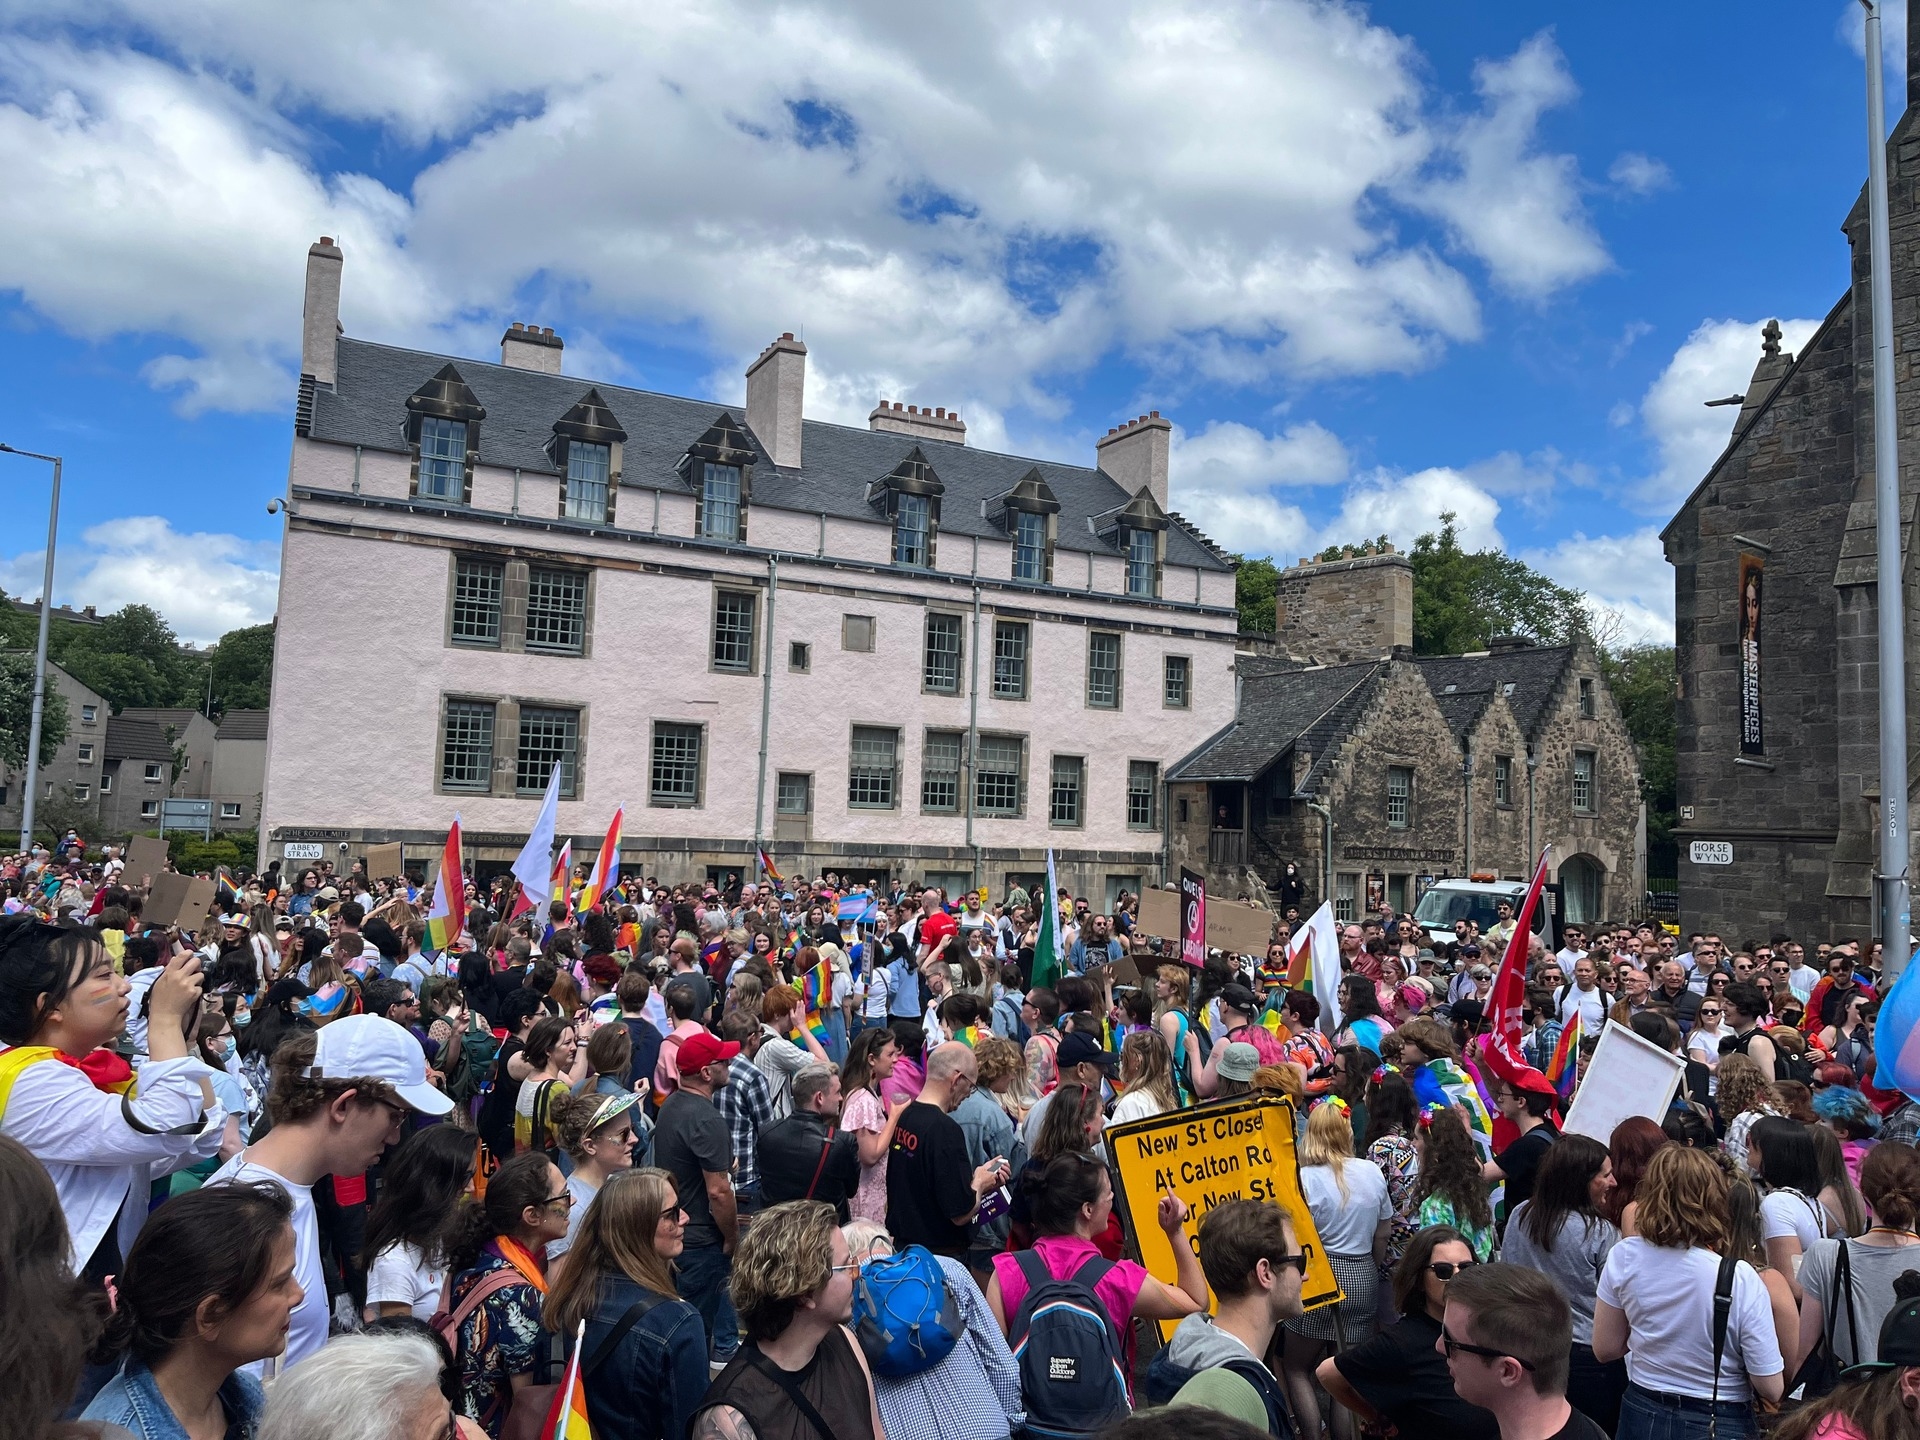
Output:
[1665, 7, 1920, 938]
[259, 240, 1242, 898]
[1169, 549, 1645, 925]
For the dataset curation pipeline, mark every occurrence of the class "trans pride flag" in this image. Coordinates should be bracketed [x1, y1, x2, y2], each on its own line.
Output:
[1874, 956, 1920, 1099]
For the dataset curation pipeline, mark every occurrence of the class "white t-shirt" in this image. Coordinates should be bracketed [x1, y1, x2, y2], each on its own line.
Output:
[1109, 1087, 1168, 1127]
[208, 1157, 327, 1373]
[1783, 964, 1817, 1004]
[1596, 1239, 1783, 1400]
[547, 1173, 601, 1260]
[1299, 1159, 1393, 1257]
[1760, 1189, 1829, 1252]
[1557, 982, 1606, 1032]
[860, 965, 892, 1019]
[366, 1240, 446, 1321]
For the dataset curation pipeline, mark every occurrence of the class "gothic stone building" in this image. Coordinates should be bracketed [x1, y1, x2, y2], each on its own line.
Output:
[1664, 11, 1920, 939]
[1170, 550, 1645, 925]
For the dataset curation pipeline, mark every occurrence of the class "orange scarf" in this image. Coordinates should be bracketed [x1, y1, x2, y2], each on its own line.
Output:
[492, 1235, 548, 1292]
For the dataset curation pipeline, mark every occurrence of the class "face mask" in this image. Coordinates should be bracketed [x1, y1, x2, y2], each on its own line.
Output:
[213, 1036, 236, 1059]
[233, 1006, 252, 1028]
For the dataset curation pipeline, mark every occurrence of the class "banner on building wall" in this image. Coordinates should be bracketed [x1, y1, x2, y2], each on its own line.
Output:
[1365, 871, 1386, 914]
[1179, 866, 1207, 967]
[1739, 551, 1764, 757]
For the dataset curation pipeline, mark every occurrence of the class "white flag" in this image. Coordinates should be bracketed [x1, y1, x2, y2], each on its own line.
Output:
[511, 762, 564, 909]
[1287, 900, 1343, 1032]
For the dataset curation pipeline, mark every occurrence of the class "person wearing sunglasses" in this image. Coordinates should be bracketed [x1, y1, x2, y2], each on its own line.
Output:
[1147, 1198, 1305, 1436]
[1441, 1262, 1607, 1440]
[1318, 1226, 1498, 1440]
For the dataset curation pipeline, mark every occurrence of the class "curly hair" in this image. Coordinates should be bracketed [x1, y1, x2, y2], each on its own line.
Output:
[1252, 1063, 1306, 1108]
[1634, 1145, 1730, 1252]
[1414, 1105, 1491, 1231]
[729, 1200, 838, 1343]
[1713, 1052, 1774, 1120]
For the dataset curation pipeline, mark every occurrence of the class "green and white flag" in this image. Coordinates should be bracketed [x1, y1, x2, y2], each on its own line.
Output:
[1031, 848, 1064, 991]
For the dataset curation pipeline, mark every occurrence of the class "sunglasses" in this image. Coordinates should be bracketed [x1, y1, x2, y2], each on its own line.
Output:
[1268, 1251, 1311, 1274]
[1699, 1007, 1722, 1017]
[1441, 1326, 1536, 1371]
[1427, 1260, 1478, 1280]
[541, 1189, 576, 1209]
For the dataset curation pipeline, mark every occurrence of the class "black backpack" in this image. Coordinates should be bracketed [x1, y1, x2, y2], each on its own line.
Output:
[1007, 1251, 1132, 1439]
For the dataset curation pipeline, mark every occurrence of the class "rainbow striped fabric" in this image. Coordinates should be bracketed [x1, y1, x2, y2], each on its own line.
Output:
[796, 954, 832, 1044]
[1546, 1014, 1583, 1097]
[424, 819, 464, 954]
[577, 808, 623, 913]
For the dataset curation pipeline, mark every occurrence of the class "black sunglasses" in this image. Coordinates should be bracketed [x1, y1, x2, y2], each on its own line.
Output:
[1441, 1325, 1536, 1371]
[1427, 1260, 1478, 1280]
[1268, 1251, 1310, 1274]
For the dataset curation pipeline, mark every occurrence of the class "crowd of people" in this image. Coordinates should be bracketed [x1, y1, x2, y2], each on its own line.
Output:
[6, 835, 1920, 1440]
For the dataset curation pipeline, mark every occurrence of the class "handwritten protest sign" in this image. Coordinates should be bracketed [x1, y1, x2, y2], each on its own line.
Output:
[125, 835, 169, 887]
[1562, 1021, 1686, 1143]
[1137, 889, 1277, 956]
[1109, 1095, 1339, 1338]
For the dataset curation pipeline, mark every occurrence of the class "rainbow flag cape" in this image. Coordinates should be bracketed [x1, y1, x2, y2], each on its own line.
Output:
[424, 818, 464, 953]
[578, 808, 623, 913]
[540, 1320, 591, 1440]
[1426, 1056, 1495, 1154]
[797, 953, 832, 1044]
[1547, 1014, 1582, 1097]
[950, 1023, 983, 1048]
[758, 846, 783, 887]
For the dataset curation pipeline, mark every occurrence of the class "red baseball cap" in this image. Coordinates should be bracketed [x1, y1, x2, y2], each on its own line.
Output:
[677, 1032, 741, 1073]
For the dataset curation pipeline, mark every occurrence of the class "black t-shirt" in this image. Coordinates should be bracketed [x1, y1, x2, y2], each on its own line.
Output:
[476, 1036, 526, 1158]
[1334, 1311, 1500, 1440]
[886, 1101, 976, 1257]
[1544, 1408, 1610, 1440]
[1496, 1126, 1557, 1215]
[653, 1090, 735, 1249]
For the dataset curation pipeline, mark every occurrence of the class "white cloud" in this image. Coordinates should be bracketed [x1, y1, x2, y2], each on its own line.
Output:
[1839, 0, 1907, 91]
[0, 3, 1623, 418]
[1607, 152, 1672, 196]
[1632, 315, 1822, 506]
[0, 517, 278, 646]
[1171, 419, 1350, 492]
[1409, 31, 1610, 299]
[1326, 465, 1505, 552]
[1524, 527, 1673, 646]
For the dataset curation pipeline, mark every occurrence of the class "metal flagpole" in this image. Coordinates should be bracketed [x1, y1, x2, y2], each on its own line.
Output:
[0, 443, 62, 853]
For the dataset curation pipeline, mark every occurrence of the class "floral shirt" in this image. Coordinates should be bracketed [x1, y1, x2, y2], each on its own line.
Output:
[1417, 1192, 1495, 1262]
[451, 1253, 547, 1438]
[1368, 1131, 1420, 1274]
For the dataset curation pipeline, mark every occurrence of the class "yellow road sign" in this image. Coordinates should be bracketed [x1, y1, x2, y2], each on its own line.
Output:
[1108, 1095, 1343, 1339]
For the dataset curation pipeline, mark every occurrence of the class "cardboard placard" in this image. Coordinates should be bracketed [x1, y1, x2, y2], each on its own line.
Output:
[1138, 888, 1278, 956]
[1109, 1095, 1341, 1339]
[363, 843, 404, 883]
[1562, 1022, 1687, 1144]
[124, 835, 169, 887]
[146, 872, 218, 931]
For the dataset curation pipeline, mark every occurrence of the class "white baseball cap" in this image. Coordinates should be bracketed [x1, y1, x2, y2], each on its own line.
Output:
[304, 1014, 453, 1115]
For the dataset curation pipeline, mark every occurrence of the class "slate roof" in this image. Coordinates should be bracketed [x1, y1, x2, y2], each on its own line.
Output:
[216, 710, 268, 741]
[118, 708, 211, 734]
[306, 338, 1233, 573]
[1169, 661, 1383, 784]
[1414, 645, 1573, 742]
[104, 718, 171, 763]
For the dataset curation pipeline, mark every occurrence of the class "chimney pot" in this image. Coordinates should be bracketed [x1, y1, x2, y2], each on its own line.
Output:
[1149, 410, 1160, 419]
[319, 236, 333, 246]
[935, 407, 946, 419]
[782, 332, 794, 340]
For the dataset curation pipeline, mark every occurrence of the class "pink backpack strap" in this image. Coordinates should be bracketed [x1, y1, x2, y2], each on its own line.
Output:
[431, 1267, 526, 1347]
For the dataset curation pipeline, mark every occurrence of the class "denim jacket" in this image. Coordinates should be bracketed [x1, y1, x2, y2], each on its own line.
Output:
[81, 1355, 265, 1440]
[578, 1271, 709, 1440]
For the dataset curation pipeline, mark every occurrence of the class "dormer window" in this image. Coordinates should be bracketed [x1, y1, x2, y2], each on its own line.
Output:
[702, 463, 742, 541]
[1013, 511, 1047, 581]
[895, 493, 931, 566]
[418, 418, 468, 500]
[1097, 485, 1167, 599]
[1126, 527, 1158, 597]
[405, 364, 485, 506]
[993, 466, 1059, 584]
[869, 447, 944, 571]
[680, 412, 758, 544]
[550, 388, 625, 526]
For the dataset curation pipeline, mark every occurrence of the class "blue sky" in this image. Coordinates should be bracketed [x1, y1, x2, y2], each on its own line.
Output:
[0, 2, 1900, 643]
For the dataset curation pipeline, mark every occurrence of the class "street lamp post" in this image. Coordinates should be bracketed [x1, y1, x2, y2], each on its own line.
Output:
[1862, 2, 1913, 985]
[0, 443, 62, 854]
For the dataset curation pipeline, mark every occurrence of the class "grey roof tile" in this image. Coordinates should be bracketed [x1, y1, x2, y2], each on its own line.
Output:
[1414, 646, 1572, 742]
[308, 338, 1232, 572]
[1169, 661, 1383, 783]
[216, 710, 269, 740]
[104, 718, 172, 763]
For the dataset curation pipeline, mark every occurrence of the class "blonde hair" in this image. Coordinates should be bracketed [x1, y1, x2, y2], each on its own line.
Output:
[1252, 1063, 1305, 1109]
[1300, 1100, 1356, 1200]
[1714, 1053, 1774, 1119]
[730, 1200, 838, 1343]
[1154, 965, 1190, 1018]
[1635, 1145, 1730, 1252]
[543, 1168, 679, 1334]
[1118, 1031, 1180, 1113]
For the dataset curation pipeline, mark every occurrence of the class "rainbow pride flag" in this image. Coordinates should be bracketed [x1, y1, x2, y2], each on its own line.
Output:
[1427, 1056, 1495, 1154]
[758, 846, 783, 887]
[424, 818, 464, 954]
[215, 868, 242, 911]
[540, 1320, 591, 1440]
[797, 953, 832, 1044]
[578, 808, 623, 913]
[1547, 1014, 1583, 1098]
[548, 841, 573, 917]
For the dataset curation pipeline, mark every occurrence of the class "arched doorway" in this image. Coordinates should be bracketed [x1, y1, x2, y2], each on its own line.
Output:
[1560, 854, 1605, 925]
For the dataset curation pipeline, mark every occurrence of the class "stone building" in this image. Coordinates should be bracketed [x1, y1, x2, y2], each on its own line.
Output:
[1664, 7, 1920, 939]
[259, 239, 1242, 898]
[1173, 555, 1645, 923]
[0, 660, 108, 839]
[212, 710, 267, 831]
[100, 708, 221, 838]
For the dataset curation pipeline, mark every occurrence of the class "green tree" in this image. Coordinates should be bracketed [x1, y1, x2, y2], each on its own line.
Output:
[1408, 514, 1590, 654]
[1234, 556, 1282, 633]
[208, 622, 275, 712]
[0, 653, 71, 770]
[52, 603, 201, 713]
[1601, 643, 1679, 875]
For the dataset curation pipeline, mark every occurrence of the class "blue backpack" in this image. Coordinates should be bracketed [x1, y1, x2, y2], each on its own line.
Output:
[1008, 1250, 1131, 1438]
[850, 1245, 961, 1378]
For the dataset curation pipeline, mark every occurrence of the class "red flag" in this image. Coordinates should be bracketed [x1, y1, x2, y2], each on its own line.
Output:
[86, 884, 105, 918]
[1480, 848, 1559, 1098]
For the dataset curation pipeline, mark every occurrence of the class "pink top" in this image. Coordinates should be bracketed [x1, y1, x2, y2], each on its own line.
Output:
[842, 1084, 889, 1224]
[880, 1056, 924, 1108]
[1807, 1414, 1869, 1440]
[991, 1234, 1149, 1395]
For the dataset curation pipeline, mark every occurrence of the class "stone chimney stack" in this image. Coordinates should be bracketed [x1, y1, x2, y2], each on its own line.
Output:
[1734, 319, 1794, 433]
[301, 237, 344, 387]
[1096, 411, 1172, 511]
[500, 322, 564, 373]
[868, 400, 967, 445]
[746, 333, 807, 468]
[1266, 545, 1413, 662]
